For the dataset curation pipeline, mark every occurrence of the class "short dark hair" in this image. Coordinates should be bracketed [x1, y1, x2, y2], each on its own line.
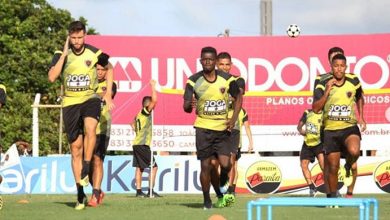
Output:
[331, 53, 346, 63]
[217, 52, 231, 61]
[328, 47, 344, 61]
[201, 46, 217, 57]
[142, 96, 152, 107]
[68, 21, 86, 34]
[97, 53, 110, 67]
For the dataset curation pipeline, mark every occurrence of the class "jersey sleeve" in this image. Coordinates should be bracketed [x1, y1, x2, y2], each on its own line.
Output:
[183, 79, 195, 101]
[313, 79, 327, 102]
[112, 82, 117, 99]
[0, 88, 6, 105]
[141, 107, 151, 116]
[48, 51, 63, 69]
[236, 77, 246, 91]
[299, 111, 308, 123]
[228, 79, 240, 98]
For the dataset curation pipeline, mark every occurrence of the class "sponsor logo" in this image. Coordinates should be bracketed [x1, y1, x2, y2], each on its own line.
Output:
[66, 74, 91, 91]
[374, 160, 390, 193]
[328, 104, 351, 121]
[203, 100, 226, 115]
[245, 161, 281, 194]
[85, 60, 92, 67]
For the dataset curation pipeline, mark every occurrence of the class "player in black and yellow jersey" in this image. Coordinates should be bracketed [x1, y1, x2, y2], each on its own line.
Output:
[314, 47, 365, 199]
[0, 84, 6, 108]
[297, 109, 324, 197]
[87, 53, 117, 207]
[131, 80, 161, 198]
[313, 54, 366, 199]
[183, 47, 242, 209]
[48, 21, 114, 210]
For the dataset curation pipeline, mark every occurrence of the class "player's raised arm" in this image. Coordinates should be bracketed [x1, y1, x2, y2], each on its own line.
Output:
[48, 37, 69, 82]
[146, 80, 157, 112]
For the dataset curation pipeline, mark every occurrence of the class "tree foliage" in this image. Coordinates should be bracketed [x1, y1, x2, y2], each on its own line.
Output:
[0, 0, 97, 154]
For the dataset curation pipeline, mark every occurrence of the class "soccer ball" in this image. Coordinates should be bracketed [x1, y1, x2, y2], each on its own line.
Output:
[286, 24, 300, 38]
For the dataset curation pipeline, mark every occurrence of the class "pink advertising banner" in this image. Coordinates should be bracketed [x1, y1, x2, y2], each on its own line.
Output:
[86, 34, 390, 152]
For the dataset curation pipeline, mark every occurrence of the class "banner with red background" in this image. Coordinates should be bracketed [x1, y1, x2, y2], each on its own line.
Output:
[86, 34, 390, 152]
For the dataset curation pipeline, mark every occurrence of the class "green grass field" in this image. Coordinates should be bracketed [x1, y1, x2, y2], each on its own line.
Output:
[1, 194, 389, 220]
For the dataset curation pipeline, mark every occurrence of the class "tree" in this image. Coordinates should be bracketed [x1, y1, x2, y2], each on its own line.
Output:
[0, 0, 97, 154]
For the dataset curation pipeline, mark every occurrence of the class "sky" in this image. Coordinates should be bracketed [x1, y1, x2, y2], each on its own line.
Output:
[47, 0, 390, 37]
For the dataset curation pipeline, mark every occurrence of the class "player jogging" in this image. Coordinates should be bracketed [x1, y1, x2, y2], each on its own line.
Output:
[48, 21, 114, 210]
[131, 80, 161, 198]
[297, 109, 324, 197]
[183, 47, 242, 209]
[88, 53, 117, 207]
[313, 54, 366, 199]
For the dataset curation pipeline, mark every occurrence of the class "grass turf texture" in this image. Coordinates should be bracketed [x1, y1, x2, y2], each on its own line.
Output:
[1, 194, 390, 220]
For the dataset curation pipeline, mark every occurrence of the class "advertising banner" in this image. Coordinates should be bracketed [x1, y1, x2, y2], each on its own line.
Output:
[84, 35, 390, 152]
[1, 155, 390, 195]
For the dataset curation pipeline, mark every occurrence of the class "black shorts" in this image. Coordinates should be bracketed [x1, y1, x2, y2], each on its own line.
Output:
[323, 125, 361, 155]
[63, 98, 101, 143]
[94, 134, 110, 161]
[195, 127, 237, 160]
[300, 143, 323, 163]
[132, 145, 157, 169]
[236, 148, 241, 161]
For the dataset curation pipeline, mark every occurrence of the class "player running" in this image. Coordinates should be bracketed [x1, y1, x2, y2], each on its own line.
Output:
[48, 21, 114, 210]
[183, 47, 242, 209]
[297, 109, 324, 197]
[131, 80, 161, 198]
[313, 54, 366, 199]
[88, 53, 117, 207]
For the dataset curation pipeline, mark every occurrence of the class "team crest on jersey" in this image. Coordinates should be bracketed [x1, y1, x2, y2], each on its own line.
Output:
[85, 60, 92, 67]
[220, 87, 226, 94]
[346, 91, 352, 98]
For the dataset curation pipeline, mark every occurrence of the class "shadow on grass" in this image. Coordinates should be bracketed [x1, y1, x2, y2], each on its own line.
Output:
[180, 203, 204, 209]
[53, 201, 75, 208]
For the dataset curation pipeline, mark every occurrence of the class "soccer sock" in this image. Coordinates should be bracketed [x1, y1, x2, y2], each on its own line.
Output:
[77, 183, 85, 202]
[136, 189, 142, 194]
[215, 188, 223, 198]
[326, 193, 331, 198]
[227, 186, 235, 194]
[93, 188, 100, 199]
[330, 192, 337, 198]
[347, 191, 353, 196]
[81, 160, 90, 177]
[309, 183, 316, 190]
[219, 168, 229, 186]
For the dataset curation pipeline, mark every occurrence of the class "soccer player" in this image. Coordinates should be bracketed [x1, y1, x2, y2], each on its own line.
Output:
[131, 80, 161, 198]
[183, 47, 242, 209]
[88, 53, 117, 207]
[315, 47, 364, 198]
[216, 52, 253, 204]
[313, 54, 366, 199]
[297, 109, 324, 197]
[48, 21, 114, 210]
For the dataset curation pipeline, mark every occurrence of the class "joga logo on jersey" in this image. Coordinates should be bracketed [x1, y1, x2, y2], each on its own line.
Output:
[310, 163, 345, 193]
[374, 160, 390, 193]
[245, 161, 281, 194]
